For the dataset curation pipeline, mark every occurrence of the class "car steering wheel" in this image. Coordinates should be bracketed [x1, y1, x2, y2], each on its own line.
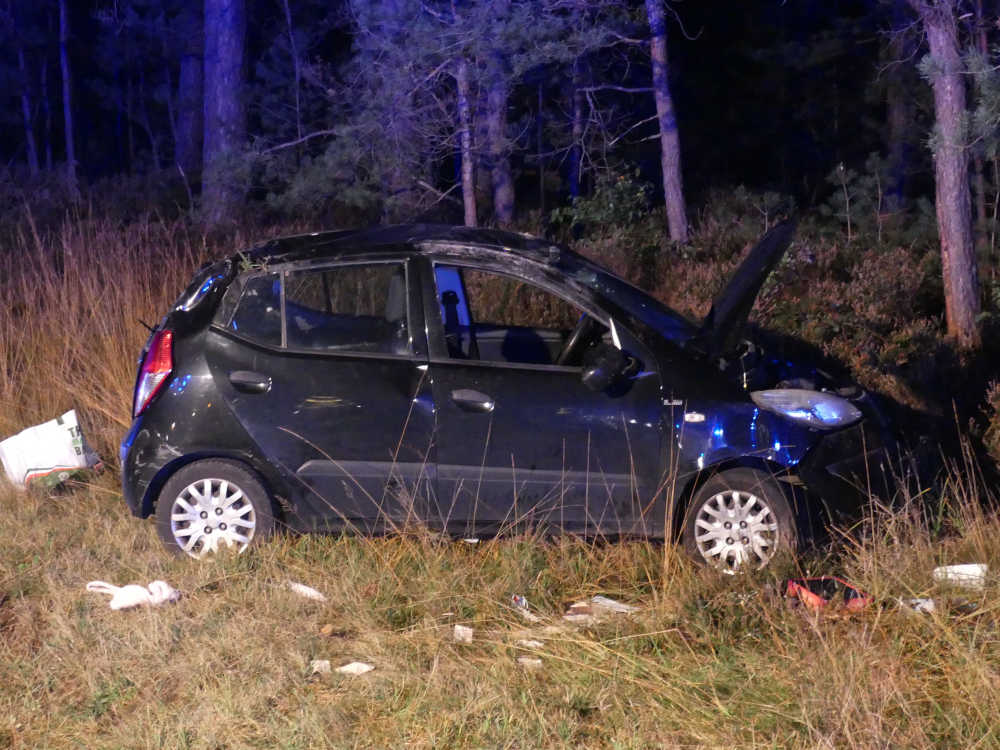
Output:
[556, 314, 599, 366]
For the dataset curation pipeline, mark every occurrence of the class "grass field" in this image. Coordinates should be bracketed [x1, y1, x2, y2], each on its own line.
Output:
[2, 210, 1000, 747]
[1, 473, 999, 748]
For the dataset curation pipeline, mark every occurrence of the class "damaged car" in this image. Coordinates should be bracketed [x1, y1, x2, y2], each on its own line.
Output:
[121, 222, 896, 569]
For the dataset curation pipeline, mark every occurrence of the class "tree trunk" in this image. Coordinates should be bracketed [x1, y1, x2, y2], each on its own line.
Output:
[139, 72, 162, 171]
[569, 58, 585, 200]
[41, 43, 52, 171]
[971, 0, 988, 245]
[281, 0, 303, 142]
[645, 0, 687, 243]
[17, 45, 40, 176]
[455, 57, 477, 227]
[473, 105, 493, 214]
[203, 0, 247, 227]
[486, 76, 514, 226]
[176, 4, 203, 178]
[910, 0, 981, 348]
[59, 0, 77, 193]
[884, 1, 911, 213]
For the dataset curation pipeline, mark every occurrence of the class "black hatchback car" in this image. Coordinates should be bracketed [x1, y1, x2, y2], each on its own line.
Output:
[121, 223, 893, 570]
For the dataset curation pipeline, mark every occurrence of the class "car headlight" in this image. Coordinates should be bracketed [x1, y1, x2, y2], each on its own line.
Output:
[750, 388, 862, 430]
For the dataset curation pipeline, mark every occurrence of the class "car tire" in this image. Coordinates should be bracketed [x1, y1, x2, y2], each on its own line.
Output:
[156, 459, 275, 558]
[682, 468, 798, 572]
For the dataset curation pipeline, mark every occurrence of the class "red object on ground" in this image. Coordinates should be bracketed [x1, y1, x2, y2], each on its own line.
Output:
[784, 576, 873, 612]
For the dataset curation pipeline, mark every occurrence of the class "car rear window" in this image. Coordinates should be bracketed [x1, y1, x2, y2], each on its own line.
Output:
[284, 263, 409, 354]
[226, 273, 282, 347]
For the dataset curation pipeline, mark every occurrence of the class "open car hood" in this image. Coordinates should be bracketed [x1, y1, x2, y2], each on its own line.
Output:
[697, 218, 797, 358]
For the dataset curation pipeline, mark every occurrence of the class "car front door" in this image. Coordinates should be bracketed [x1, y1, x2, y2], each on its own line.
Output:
[418, 256, 665, 536]
[206, 257, 435, 532]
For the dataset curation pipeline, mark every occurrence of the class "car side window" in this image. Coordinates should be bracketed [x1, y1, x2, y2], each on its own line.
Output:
[284, 263, 409, 355]
[434, 265, 600, 366]
[226, 273, 282, 347]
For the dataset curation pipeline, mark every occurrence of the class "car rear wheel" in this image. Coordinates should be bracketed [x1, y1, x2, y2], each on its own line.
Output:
[682, 468, 798, 572]
[156, 460, 275, 558]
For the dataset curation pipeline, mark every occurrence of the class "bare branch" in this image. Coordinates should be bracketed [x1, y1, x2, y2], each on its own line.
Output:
[663, 3, 703, 42]
[608, 114, 659, 146]
[581, 85, 654, 94]
[261, 129, 339, 154]
[416, 179, 462, 206]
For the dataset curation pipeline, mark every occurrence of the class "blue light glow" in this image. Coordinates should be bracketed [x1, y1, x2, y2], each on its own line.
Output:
[813, 401, 844, 423]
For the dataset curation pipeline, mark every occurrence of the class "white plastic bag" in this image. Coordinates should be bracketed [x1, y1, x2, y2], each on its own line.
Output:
[86, 580, 181, 610]
[0, 410, 101, 489]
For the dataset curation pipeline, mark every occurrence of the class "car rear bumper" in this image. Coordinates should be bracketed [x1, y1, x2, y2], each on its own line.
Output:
[120, 417, 152, 517]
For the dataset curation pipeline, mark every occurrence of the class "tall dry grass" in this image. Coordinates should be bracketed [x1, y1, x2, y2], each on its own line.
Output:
[0, 468, 999, 748]
[0, 207, 289, 460]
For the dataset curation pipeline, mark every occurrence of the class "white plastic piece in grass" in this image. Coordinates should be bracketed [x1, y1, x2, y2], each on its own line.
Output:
[1, 409, 101, 489]
[309, 659, 331, 675]
[517, 656, 543, 669]
[287, 581, 328, 602]
[932, 564, 988, 589]
[462, 538, 480, 545]
[563, 596, 638, 624]
[515, 639, 544, 649]
[511, 594, 541, 623]
[453, 624, 474, 643]
[900, 597, 936, 614]
[336, 661, 375, 675]
[590, 595, 639, 614]
[86, 580, 180, 610]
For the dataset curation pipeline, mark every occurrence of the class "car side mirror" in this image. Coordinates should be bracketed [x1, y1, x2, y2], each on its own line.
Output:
[581, 343, 635, 392]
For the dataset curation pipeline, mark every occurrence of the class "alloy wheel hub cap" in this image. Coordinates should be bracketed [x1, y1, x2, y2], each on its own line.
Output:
[170, 478, 256, 558]
[694, 489, 779, 571]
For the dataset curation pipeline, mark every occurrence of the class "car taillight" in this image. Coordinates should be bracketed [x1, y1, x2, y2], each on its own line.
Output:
[134, 329, 173, 417]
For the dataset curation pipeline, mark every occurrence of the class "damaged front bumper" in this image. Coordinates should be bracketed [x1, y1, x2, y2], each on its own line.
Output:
[796, 420, 896, 523]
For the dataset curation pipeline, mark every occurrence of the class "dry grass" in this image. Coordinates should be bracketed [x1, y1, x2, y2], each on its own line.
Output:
[1, 473, 999, 748]
[2, 210, 1000, 747]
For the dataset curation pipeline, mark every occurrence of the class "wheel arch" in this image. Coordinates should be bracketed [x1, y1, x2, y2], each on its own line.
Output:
[669, 456, 797, 541]
[140, 451, 283, 519]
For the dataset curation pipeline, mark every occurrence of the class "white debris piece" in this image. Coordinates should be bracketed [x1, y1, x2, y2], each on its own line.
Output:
[515, 639, 544, 649]
[563, 595, 639, 624]
[932, 564, 988, 589]
[86, 580, 181, 610]
[511, 594, 541, 623]
[516, 656, 543, 669]
[453, 624, 474, 643]
[900, 597, 936, 614]
[336, 661, 375, 675]
[590, 595, 639, 614]
[1, 410, 101, 489]
[287, 581, 328, 602]
[562, 605, 597, 625]
[309, 659, 331, 675]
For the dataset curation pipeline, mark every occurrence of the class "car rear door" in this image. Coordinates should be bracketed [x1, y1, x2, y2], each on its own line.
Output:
[205, 255, 435, 532]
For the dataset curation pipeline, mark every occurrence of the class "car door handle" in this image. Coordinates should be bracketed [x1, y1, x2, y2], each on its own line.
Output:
[229, 370, 271, 394]
[450, 388, 494, 413]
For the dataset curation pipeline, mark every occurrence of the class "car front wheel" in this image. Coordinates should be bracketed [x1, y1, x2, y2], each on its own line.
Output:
[682, 468, 798, 572]
[156, 460, 275, 558]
